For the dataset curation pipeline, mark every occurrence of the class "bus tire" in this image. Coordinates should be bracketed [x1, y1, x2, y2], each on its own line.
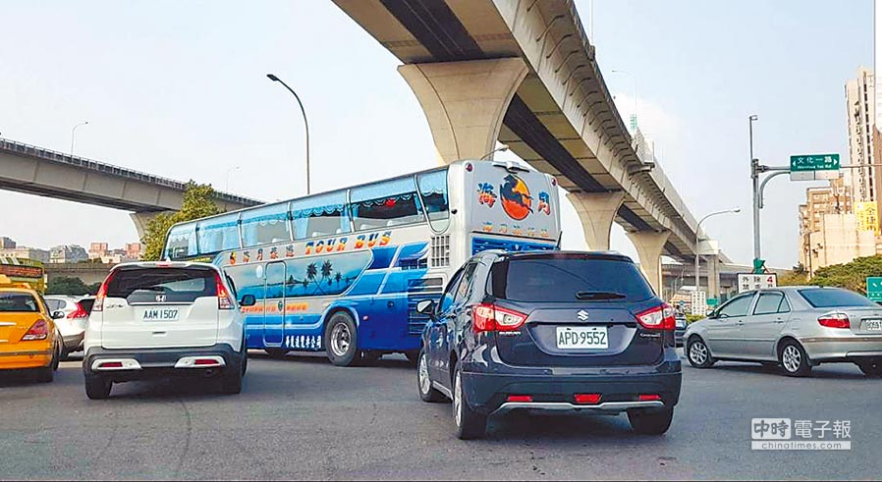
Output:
[265, 348, 289, 360]
[324, 311, 359, 367]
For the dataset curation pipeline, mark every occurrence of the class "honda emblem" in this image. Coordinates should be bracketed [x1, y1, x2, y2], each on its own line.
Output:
[156, 294, 167, 303]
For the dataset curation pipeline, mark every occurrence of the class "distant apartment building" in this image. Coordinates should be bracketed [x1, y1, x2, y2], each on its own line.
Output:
[0, 237, 16, 249]
[0, 246, 50, 264]
[49, 245, 89, 264]
[845, 67, 876, 205]
[125, 242, 142, 260]
[89, 242, 109, 259]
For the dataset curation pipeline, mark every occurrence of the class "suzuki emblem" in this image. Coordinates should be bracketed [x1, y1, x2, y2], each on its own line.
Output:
[156, 294, 167, 303]
[577, 310, 589, 321]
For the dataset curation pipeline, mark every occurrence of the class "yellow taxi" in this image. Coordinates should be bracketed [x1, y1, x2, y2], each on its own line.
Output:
[0, 275, 61, 382]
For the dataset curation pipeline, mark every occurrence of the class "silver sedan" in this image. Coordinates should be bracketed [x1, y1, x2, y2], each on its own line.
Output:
[684, 286, 882, 377]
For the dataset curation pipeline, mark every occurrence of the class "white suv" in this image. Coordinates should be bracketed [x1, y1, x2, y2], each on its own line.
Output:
[83, 262, 254, 399]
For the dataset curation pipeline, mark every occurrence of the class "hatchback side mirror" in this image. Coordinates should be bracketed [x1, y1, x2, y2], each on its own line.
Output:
[416, 299, 436, 318]
[51, 310, 66, 320]
[239, 295, 256, 307]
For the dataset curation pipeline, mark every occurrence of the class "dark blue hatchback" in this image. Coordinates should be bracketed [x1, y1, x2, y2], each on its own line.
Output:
[416, 250, 682, 439]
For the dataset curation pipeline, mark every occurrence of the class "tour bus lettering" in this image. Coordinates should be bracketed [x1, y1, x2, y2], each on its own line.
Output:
[355, 235, 366, 249]
[337, 237, 348, 251]
[305, 241, 314, 255]
[315, 240, 325, 254]
[367, 233, 379, 248]
[379, 231, 392, 246]
[325, 238, 336, 252]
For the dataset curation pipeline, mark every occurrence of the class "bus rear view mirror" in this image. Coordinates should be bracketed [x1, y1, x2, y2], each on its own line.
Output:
[416, 300, 436, 317]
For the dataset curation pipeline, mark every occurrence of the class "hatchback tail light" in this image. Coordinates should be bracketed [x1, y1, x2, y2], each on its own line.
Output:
[22, 320, 49, 341]
[67, 302, 88, 319]
[215, 274, 234, 310]
[93, 271, 116, 312]
[818, 312, 850, 329]
[636, 303, 676, 331]
[472, 303, 528, 333]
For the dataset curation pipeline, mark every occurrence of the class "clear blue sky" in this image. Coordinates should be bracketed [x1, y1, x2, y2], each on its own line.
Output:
[0, 0, 873, 268]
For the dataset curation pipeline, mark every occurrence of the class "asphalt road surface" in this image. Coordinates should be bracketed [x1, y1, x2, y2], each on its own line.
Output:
[1, 351, 880, 480]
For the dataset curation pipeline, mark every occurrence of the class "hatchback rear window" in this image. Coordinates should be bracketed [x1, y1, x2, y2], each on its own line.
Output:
[106, 268, 217, 303]
[490, 255, 655, 303]
[798, 288, 878, 308]
[0, 292, 40, 312]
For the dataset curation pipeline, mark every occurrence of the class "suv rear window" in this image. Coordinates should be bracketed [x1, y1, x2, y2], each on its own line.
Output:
[0, 292, 40, 312]
[490, 255, 655, 303]
[106, 268, 217, 303]
[798, 288, 877, 308]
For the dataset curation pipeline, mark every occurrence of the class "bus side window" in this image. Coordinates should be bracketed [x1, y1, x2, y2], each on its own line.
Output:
[290, 191, 350, 239]
[241, 203, 291, 247]
[418, 170, 450, 232]
[166, 223, 198, 259]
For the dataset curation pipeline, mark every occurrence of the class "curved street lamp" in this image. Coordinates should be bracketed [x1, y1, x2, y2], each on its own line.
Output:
[267, 74, 311, 195]
[70, 121, 89, 155]
[695, 208, 741, 299]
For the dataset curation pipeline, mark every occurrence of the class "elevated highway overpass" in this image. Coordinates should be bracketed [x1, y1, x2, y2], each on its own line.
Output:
[333, 0, 723, 292]
[0, 138, 262, 236]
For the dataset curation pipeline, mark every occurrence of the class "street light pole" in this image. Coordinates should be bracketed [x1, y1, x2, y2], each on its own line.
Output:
[480, 145, 510, 160]
[267, 74, 311, 195]
[749, 114, 760, 269]
[695, 208, 741, 299]
[70, 121, 89, 155]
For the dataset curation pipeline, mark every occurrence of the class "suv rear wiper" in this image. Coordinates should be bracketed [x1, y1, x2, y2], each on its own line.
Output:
[576, 291, 626, 300]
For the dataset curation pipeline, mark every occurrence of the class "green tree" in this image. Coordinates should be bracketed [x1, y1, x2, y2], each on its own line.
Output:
[141, 182, 222, 261]
[46, 277, 98, 296]
[778, 263, 809, 287]
[810, 256, 882, 295]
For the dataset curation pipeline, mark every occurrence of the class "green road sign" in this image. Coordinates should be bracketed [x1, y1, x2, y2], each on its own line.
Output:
[867, 277, 882, 302]
[706, 298, 719, 307]
[790, 154, 840, 171]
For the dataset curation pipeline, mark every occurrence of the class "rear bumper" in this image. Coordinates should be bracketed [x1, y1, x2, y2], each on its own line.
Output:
[801, 337, 882, 364]
[62, 332, 85, 352]
[461, 348, 682, 416]
[674, 329, 687, 346]
[83, 344, 240, 382]
[0, 350, 53, 370]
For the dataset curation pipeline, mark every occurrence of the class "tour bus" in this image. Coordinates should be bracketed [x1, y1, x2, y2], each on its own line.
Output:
[162, 160, 561, 366]
[0, 256, 46, 293]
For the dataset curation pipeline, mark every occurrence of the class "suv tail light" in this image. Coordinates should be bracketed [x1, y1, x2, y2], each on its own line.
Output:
[818, 312, 850, 329]
[93, 271, 116, 312]
[636, 303, 676, 331]
[22, 320, 49, 341]
[216, 274, 234, 310]
[67, 302, 88, 319]
[472, 303, 528, 333]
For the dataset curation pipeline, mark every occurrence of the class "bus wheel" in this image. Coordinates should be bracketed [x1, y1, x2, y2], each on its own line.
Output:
[324, 311, 359, 367]
[265, 348, 289, 360]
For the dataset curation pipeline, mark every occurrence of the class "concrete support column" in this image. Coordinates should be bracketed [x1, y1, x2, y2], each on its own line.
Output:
[566, 191, 625, 251]
[626, 230, 671, 296]
[398, 58, 529, 164]
[707, 255, 721, 301]
[130, 211, 169, 240]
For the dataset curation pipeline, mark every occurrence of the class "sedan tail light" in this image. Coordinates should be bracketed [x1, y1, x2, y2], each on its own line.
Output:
[22, 320, 49, 341]
[636, 303, 676, 331]
[473, 304, 528, 333]
[818, 312, 850, 329]
[67, 303, 89, 319]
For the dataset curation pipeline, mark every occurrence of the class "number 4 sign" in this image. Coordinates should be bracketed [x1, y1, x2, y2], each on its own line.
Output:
[737, 273, 778, 293]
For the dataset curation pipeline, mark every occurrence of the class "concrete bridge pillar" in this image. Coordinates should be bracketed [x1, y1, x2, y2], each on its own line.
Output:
[627, 230, 671, 296]
[566, 191, 625, 251]
[707, 255, 721, 301]
[398, 58, 528, 164]
[130, 211, 169, 241]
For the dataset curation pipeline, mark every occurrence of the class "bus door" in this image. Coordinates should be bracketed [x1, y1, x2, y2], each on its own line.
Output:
[264, 261, 286, 347]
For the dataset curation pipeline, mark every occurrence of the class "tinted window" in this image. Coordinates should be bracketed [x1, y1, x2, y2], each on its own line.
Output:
[46, 299, 65, 311]
[754, 293, 784, 315]
[0, 292, 39, 312]
[165, 223, 198, 260]
[490, 255, 654, 303]
[351, 177, 424, 231]
[291, 191, 350, 239]
[79, 298, 95, 315]
[106, 268, 217, 303]
[779, 297, 791, 313]
[241, 203, 291, 247]
[439, 270, 464, 313]
[197, 213, 241, 254]
[418, 170, 450, 232]
[799, 289, 878, 308]
[718, 293, 755, 318]
[454, 263, 479, 306]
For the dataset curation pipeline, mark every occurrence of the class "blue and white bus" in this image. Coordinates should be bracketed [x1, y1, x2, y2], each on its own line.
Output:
[163, 160, 561, 366]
